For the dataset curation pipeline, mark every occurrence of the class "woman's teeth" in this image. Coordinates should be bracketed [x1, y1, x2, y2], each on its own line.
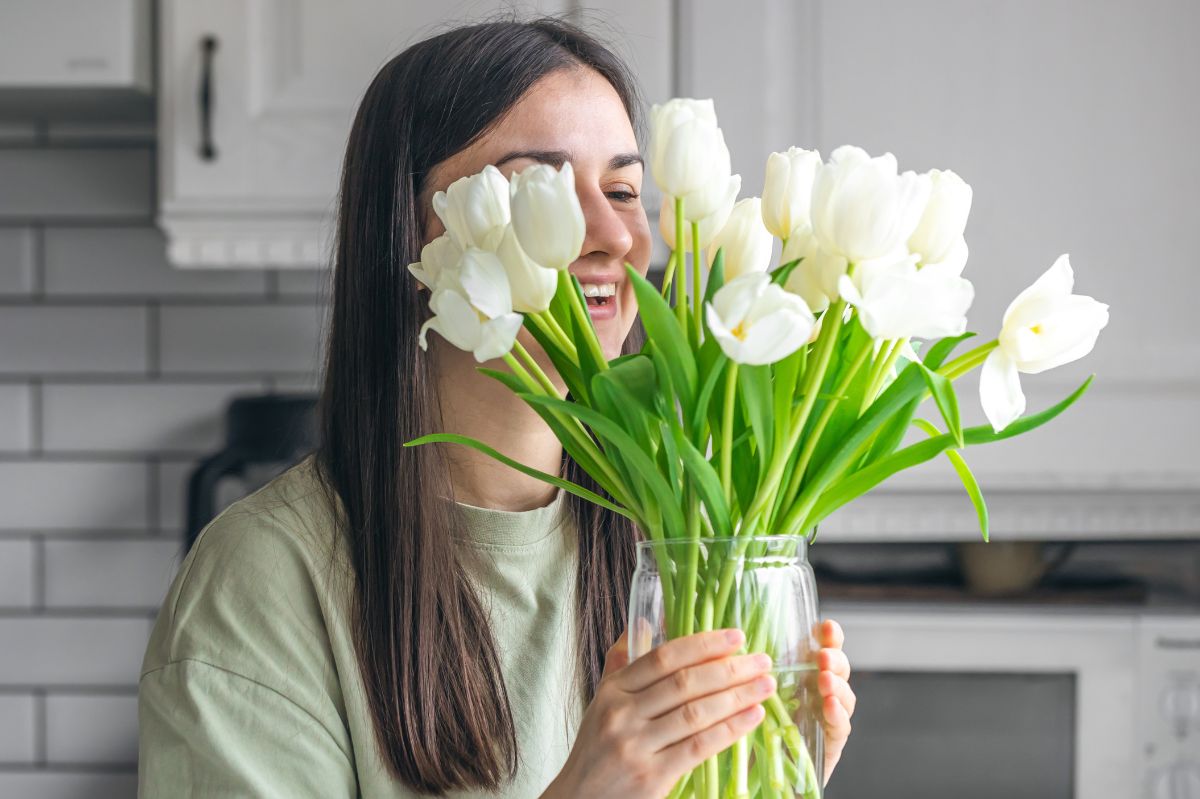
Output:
[582, 282, 617, 305]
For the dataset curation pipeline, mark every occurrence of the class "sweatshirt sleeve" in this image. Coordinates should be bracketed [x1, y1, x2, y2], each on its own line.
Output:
[138, 658, 357, 798]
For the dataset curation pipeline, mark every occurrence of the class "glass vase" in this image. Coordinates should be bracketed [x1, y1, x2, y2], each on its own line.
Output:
[628, 535, 824, 799]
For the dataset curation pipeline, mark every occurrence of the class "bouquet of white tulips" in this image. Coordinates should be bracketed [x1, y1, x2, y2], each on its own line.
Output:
[407, 97, 1109, 799]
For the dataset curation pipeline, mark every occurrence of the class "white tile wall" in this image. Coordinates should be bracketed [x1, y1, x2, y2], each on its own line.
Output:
[0, 694, 36, 762]
[0, 383, 34, 451]
[45, 694, 138, 764]
[0, 539, 35, 606]
[0, 226, 36, 295]
[41, 381, 266, 453]
[0, 124, 326, 795]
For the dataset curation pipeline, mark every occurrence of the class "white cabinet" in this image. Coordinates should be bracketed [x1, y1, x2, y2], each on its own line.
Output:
[159, 0, 575, 267]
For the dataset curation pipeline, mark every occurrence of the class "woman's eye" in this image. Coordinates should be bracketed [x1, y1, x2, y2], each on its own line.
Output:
[607, 189, 640, 203]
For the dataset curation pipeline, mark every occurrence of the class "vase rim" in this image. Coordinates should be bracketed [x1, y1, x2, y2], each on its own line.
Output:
[635, 534, 809, 548]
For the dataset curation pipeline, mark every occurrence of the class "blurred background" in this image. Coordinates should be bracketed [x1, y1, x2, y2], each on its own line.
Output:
[0, 1, 1196, 798]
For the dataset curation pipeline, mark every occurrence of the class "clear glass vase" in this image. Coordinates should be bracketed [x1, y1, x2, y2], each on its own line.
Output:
[628, 535, 824, 799]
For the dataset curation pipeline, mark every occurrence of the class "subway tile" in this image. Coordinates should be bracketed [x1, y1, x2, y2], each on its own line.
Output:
[0, 461, 148, 530]
[45, 693, 138, 765]
[0, 306, 148, 375]
[0, 618, 148, 685]
[44, 227, 268, 297]
[0, 227, 36, 295]
[0, 384, 33, 452]
[274, 267, 330, 297]
[159, 304, 326, 374]
[45, 121, 156, 143]
[0, 148, 152, 219]
[44, 539, 181, 610]
[156, 459, 193, 533]
[0, 539, 35, 607]
[42, 381, 263, 454]
[0, 694, 36, 762]
[0, 771, 137, 799]
[0, 123, 38, 144]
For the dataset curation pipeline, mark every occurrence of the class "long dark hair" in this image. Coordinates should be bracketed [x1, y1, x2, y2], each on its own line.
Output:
[313, 15, 646, 794]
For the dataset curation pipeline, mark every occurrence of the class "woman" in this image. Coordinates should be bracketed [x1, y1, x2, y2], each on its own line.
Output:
[139, 16, 855, 798]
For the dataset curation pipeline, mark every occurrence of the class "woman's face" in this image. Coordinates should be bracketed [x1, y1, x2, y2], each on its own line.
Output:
[420, 66, 652, 361]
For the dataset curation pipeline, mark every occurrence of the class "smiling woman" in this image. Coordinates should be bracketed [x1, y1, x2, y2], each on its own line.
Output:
[137, 14, 853, 799]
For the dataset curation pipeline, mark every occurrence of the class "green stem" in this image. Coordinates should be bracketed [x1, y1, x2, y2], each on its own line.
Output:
[692, 220, 703, 343]
[675, 196, 687, 329]
[777, 341, 873, 516]
[939, 339, 999, 380]
[511, 339, 558, 396]
[661, 249, 679, 301]
[531, 310, 577, 360]
[721, 361, 740, 503]
[559, 270, 608, 371]
[862, 337, 906, 412]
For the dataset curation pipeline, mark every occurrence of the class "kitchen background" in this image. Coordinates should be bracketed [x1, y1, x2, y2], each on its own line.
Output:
[0, 1, 1197, 798]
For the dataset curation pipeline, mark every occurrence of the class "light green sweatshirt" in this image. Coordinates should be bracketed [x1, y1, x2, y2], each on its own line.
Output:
[138, 455, 586, 798]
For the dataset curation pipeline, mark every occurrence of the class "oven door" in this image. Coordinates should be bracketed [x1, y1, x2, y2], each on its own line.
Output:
[825, 604, 1138, 799]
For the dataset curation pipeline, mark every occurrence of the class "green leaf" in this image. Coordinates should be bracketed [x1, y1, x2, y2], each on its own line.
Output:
[691, 353, 729, 443]
[669, 424, 733, 536]
[917, 363, 964, 447]
[738, 363, 774, 471]
[768, 256, 803, 287]
[593, 354, 658, 415]
[704, 248, 727, 306]
[521, 315, 586, 401]
[627, 264, 698, 413]
[404, 432, 632, 518]
[518, 392, 687, 536]
[808, 376, 1094, 526]
[911, 418, 990, 542]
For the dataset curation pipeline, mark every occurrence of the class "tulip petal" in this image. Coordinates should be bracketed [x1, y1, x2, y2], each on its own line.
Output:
[980, 348, 1025, 433]
[474, 313, 524, 362]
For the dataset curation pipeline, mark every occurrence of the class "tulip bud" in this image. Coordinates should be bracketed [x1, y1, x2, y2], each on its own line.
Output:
[837, 254, 974, 340]
[680, 134, 733, 222]
[496, 226, 557, 313]
[908, 168, 973, 275]
[780, 230, 848, 314]
[407, 233, 462, 292]
[417, 247, 524, 363]
[980, 254, 1109, 431]
[706, 197, 773, 281]
[659, 175, 741, 251]
[761, 147, 822, 241]
[509, 161, 586, 271]
[432, 164, 511, 252]
[811, 145, 931, 265]
[705, 272, 816, 365]
[649, 98, 727, 197]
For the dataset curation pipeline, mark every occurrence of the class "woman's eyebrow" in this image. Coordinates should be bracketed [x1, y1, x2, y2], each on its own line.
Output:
[494, 149, 644, 171]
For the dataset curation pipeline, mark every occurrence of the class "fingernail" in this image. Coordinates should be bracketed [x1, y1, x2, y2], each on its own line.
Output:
[755, 675, 776, 694]
[725, 629, 745, 646]
[753, 653, 772, 670]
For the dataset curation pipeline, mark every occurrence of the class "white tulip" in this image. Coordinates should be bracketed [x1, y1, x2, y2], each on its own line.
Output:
[980, 254, 1109, 432]
[837, 254, 974, 340]
[706, 197, 773, 281]
[908, 168, 973, 275]
[705, 271, 816, 365]
[811, 145, 932, 265]
[407, 233, 462, 292]
[495, 226, 557, 313]
[649, 98, 727, 197]
[509, 161, 586, 271]
[780, 228, 848, 314]
[432, 164, 511, 252]
[659, 175, 741, 251]
[680, 134, 734, 222]
[761, 147, 822, 241]
[418, 248, 523, 363]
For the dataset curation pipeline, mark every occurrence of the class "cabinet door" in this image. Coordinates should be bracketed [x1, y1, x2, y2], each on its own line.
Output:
[160, 0, 569, 266]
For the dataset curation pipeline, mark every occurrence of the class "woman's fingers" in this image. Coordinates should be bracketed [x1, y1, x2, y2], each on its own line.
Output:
[637, 652, 772, 718]
[819, 670, 857, 717]
[645, 671, 776, 750]
[656, 702, 766, 775]
[816, 618, 845, 649]
[616, 629, 745, 693]
[817, 646, 851, 680]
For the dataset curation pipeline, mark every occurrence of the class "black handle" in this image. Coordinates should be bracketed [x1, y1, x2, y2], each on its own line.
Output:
[198, 35, 218, 161]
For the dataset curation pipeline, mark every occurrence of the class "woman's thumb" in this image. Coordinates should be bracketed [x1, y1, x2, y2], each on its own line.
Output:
[602, 630, 630, 678]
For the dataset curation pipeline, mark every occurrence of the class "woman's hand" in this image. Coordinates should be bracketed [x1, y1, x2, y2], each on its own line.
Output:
[544, 628, 774, 799]
[815, 618, 855, 784]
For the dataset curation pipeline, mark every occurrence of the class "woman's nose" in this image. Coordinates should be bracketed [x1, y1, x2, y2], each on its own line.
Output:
[576, 185, 634, 262]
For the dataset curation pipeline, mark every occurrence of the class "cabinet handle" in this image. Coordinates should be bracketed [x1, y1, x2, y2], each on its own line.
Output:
[198, 35, 218, 161]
